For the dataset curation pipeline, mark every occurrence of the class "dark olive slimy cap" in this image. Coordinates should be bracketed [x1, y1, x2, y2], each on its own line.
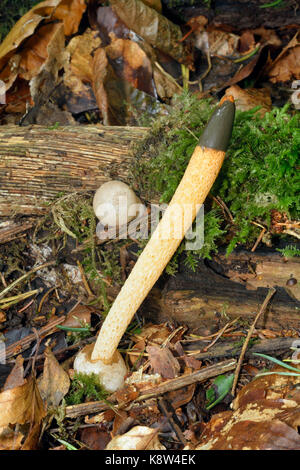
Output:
[198, 98, 235, 152]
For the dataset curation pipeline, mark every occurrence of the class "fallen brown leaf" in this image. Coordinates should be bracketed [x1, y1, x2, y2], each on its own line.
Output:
[62, 304, 93, 329]
[106, 36, 155, 95]
[225, 85, 271, 116]
[3, 355, 25, 391]
[38, 346, 70, 408]
[79, 426, 111, 450]
[62, 28, 100, 114]
[0, 376, 46, 427]
[269, 46, 300, 83]
[0, 426, 24, 450]
[52, 0, 87, 36]
[105, 425, 165, 450]
[147, 344, 180, 379]
[110, 0, 191, 66]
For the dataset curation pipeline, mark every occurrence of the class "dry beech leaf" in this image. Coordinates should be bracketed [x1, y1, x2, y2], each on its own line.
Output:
[0, 0, 84, 71]
[110, 0, 191, 66]
[0, 377, 46, 427]
[52, 0, 87, 36]
[105, 36, 155, 96]
[0, 426, 24, 451]
[196, 30, 239, 57]
[92, 47, 158, 125]
[89, 6, 130, 44]
[153, 64, 181, 99]
[63, 28, 100, 114]
[62, 304, 93, 329]
[196, 364, 300, 450]
[92, 47, 112, 124]
[132, 323, 172, 345]
[3, 355, 25, 391]
[105, 426, 165, 450]
[146, 345, 180, 379]
[79, 426, 111, 450]
[0, 0, 62, 69]
[142, 0, 162, 12]
[0, 311, 6, 323]
[0, 0, 85, 99]
[252, 27, 281, 47]
[166, 384, 196, 410]
[38, 346, 70, 408]
[239, 31, 256, 54]
[224, 50, 261, 88]
[225, 85, 271, 116]
[269, 46, 300, 83]
[19, 22, 65, 82]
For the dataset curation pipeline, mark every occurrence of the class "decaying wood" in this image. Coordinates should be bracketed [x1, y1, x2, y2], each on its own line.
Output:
[142, 252, 300, 333]
[183, 336, 298, 361]
[65, 358, 236, 418]
[181, 0, 300, 29]
[0, 124, 148, 216]
[0, 218, 36, 244]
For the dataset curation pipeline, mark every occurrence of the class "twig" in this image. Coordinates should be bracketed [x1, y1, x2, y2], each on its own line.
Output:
[76, 260, 94, 298]
[65, 358, 236, 418]
[231, 288, 276, 396]
[154, 61, 183, 91]
[38, 287, 55, 313]
[201, 319, 239, 352]
[251, 227, 266, 252]
[0, 261, 56, 300]
[158, 398, 187, 445]
[0, 315, 65, 363]
[284, 229, 300, 240]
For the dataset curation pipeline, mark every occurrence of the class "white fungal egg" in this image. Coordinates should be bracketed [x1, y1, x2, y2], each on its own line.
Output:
[93, 180, 143, 228]
[73, 344, 127, 393]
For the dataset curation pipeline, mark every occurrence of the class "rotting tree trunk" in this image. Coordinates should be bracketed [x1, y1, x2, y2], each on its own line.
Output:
[141, 250, 300, 333]
[0, 124, 148, 216]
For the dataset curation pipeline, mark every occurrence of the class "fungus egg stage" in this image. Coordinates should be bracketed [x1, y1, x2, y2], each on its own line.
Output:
[93, 180, 144, 228]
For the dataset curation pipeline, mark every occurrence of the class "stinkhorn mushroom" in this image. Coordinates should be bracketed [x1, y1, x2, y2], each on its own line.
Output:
[74, 96, 235, 392]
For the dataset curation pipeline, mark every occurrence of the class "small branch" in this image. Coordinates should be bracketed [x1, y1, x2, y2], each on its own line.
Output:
[65, 358, 236, 418]
[0, 261, 56, 300]
[231, 288, 276, 396]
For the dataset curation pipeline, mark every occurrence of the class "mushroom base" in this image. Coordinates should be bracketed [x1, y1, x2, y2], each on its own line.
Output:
[73, 344, 127, 393]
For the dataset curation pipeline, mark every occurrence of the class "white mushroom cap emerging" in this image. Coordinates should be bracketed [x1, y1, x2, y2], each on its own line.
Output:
[93, 180, 142, 228]
[73, 344, 127, 393]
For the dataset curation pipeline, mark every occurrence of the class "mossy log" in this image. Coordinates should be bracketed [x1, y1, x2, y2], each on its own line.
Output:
[0, 124, 148, 216]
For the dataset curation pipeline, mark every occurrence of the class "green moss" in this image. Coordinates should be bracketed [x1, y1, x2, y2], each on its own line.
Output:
[34, 193, 124, 314]
[131, 92, 300, 269]
[65, 372, 109, 405]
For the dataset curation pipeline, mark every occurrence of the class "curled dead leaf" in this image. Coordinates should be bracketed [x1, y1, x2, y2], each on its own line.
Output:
[110, 0, 191, 66]
[0, 376, 46, 427]
[105, 425, 165, 450]
[225, 85, 271, 116]
[147, 344, 180, 379]
[269, 46, 300, 83]
[37, 346, 70, 408]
